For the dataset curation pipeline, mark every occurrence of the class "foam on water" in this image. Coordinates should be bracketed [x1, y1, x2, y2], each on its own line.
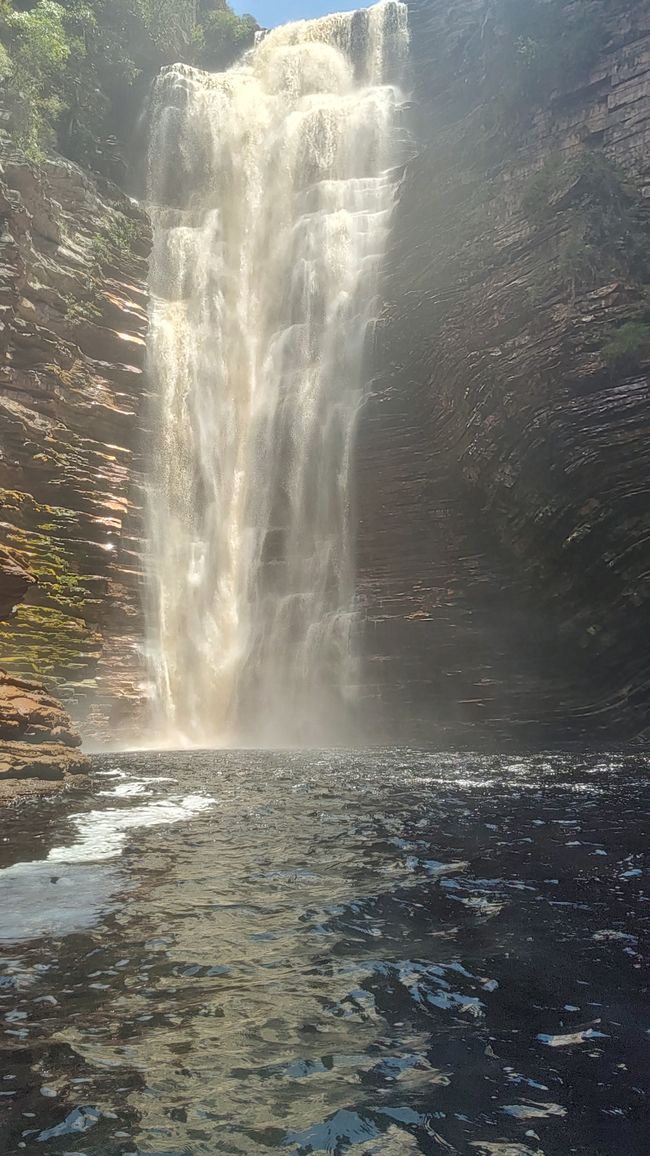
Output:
[0, 782, 214, 942]
[0, 750, 648, 1152]
[46, 793, 215, 864]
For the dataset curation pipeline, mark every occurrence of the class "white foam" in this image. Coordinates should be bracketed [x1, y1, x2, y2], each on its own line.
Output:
[537, 1027, 609, 1047]
[0, 784, 215, 942]
[0, 861, 121, 943]
[47, 794, 215, 864]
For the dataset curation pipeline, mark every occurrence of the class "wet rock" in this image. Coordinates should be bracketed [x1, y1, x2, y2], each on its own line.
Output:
[0, 549, 35, 622]
[0, 538, 90, 795]
[0, 136, 151, 744]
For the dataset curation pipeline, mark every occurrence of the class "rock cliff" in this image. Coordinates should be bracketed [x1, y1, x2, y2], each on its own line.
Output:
[0, 132, 150, 745]
[356, 0, 650, 745]
[2, 0, 649, 752]
[0, 669, 89, 794]
[0, 550, 89, 796]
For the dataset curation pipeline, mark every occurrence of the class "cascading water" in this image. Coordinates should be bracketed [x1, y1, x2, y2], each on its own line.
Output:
[145, 1, 409, 747]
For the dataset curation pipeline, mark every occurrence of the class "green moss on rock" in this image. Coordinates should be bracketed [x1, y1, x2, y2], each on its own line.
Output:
[0, 489, 101, 693]
[603, 321, 650, 373]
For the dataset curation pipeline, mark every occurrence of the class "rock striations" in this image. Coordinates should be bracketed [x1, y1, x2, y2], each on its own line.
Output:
[0, 129, 151, 748]
[0, 549, 88, 797]
[356, 0, 650, 745]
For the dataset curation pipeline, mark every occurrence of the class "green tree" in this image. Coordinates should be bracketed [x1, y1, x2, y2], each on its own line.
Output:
[0, 0, 73, 155]
[193, 4, 257, 70]
[0, 0, 257, 175]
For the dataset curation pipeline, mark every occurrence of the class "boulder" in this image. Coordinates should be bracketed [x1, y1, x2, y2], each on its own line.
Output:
[0, 669, 81, 746]
[0, 670, 91, 797]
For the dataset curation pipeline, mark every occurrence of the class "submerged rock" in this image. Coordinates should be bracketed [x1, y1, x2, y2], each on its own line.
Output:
[35, 1105, 102, 1142]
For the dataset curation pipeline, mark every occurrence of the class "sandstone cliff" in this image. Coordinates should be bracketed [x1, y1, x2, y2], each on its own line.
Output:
[0, 668, 89, 795]
[0, 549, 89, 797]
[2, 0, 649, 752]
[357, 0, 650, 745]
[0, 130, 151, 745]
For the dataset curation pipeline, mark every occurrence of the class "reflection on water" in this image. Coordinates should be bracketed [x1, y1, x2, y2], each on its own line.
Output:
[0, 750, 648, 1154]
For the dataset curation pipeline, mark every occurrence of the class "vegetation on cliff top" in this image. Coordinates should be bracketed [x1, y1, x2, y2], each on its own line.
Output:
[0, 0, 257, 177]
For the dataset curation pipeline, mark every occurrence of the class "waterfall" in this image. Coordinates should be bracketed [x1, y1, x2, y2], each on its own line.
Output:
[145, 0, 409, 747]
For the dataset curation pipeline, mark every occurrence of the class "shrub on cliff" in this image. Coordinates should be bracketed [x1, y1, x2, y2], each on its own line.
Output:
[488, 0, 631, 120]
[436, 0, 634, 147]
[522, 149, 650, 296]
[603, 322, 650, 374]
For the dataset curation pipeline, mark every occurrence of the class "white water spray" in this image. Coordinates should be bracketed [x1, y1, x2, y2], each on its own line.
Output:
[145, 1, 408, 746]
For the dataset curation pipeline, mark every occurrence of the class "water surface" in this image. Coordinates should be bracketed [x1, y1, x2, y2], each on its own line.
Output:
[0, 750, 648, 1154]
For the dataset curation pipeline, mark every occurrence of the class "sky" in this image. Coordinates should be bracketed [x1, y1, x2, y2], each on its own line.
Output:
[231, 0, 373, 29]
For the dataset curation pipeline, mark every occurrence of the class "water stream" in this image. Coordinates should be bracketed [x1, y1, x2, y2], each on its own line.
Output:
[1, 751, 648, 1154]
[145, 1, 409, 747]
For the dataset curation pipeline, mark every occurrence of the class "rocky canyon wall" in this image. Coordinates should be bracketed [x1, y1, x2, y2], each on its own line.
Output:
[2, 0, 650, 754]
[0, 546, 89, 795]
[0, 128, 150, 746]
[357, 0, 650, 745]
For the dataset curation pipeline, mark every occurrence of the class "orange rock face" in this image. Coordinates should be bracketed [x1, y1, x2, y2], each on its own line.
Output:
[0, 669, 81, 747]
[0, 740, 89, 784]
[0, 667, 91, 795]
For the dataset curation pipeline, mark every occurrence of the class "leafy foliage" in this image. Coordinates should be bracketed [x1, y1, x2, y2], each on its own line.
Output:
[0, 0, 257, 174]
[522, 149, 650, 295]
[602, 322, 650, 373]
[91, 208, 147, 267]
[193, 6, 257, 70]
[64, 294, 101, 323]
[0, 0, 72, 156]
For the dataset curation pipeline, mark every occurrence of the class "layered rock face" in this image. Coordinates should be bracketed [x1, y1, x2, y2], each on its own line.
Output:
[0, 669, 89, 791]
[357, 0, 650, 745]
[0, 550, 89, 794]
[0, 544, 34, 620]
[0, 136, 150, 744]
